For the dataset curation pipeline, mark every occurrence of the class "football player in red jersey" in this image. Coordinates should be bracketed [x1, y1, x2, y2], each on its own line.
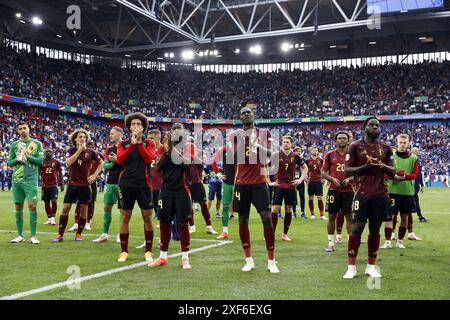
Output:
[116, 113, 156, 263]
[305, 147, 326, 220]
[321, 132, 353, 252]
[270, 135, 308, 241]
[39, 149, 64, 225]
[343, 117, 396, 279]
[233, 107, 279, 273]
[148, 123, 195, 269]
[52, 129, 103, 242]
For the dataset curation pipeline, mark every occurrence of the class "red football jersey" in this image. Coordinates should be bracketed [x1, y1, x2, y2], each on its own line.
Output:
[345, 139, 394, 198]
[275, 151, 305, 189]
[40, 159, 62, 188]
[235, 128, 271, 185]
[151, 144, 164, 191]
[322, 150, 353, 192]
[190, 164, 204, 184]
[88, 152, 104, 176]
[306, 157, 324, 181]
[66, 148, 101, 187]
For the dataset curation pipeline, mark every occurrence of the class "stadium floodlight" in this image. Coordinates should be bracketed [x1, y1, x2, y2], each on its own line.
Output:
[369, 41, 377, 45]
[78, 40, 82, 44]
[329, 45, 337, 49]
[182, 50, 194, 60]
[418, 37, 427, 40]
[234, 48, 240, 54]
[56, 34, 63, 38]
[213, 50, 218, 56]
[169, 52, 174, 58]
[301, 43, 305, 48]
[199, 51, 204, 57]
[164, 53, 169, 58]
[125, 54, 131, 57]
[281, 42, 290, 52]
[31, 16, 43, 25]
[15, 13, 21, 18]
[294, 43, 299, 48]
[19, 19, 26, 24]
[250, 45, 262, 55]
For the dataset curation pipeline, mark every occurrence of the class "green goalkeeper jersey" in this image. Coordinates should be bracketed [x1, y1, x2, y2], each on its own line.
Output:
[7, 138, 44, 184]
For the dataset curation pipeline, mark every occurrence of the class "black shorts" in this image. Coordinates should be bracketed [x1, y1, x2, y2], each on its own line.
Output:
[233, 183, 271, 216]
[190, 183, 207, 203]
[308, 181, 323, 196]
[90, 182, 97, 202]
[64, 186, 91, 204]
[42, 186, 58, 202]
[158, 189, 192, 224]
[352, 195, 392, 223]
[326, 190, 354, 215]
[118, 186, 153, 210]
[272, 187, 297, 206]
[389, 194, 415, 215]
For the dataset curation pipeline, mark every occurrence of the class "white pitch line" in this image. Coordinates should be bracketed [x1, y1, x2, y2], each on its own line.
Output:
[0, 230, 223, 242]
[0, 240, 233, 300]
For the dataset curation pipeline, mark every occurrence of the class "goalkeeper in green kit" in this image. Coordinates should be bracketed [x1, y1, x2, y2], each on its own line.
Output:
[8, 121, 44, 244]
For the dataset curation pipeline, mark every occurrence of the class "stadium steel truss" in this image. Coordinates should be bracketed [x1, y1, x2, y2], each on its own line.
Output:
[1, 0, 450, 57]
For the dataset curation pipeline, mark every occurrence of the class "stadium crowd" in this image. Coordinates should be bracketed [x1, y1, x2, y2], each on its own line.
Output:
[1, 45, 449, 120]
[0, 104, 448, 180]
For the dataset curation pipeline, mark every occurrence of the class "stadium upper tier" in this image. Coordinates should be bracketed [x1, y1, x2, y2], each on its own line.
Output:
[1, 45, 449, 120]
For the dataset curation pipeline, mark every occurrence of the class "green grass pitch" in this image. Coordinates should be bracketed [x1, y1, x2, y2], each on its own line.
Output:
[0, 186, 449, 300]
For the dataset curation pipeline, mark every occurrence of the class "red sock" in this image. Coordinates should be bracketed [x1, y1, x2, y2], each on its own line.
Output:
[75, 203, 80, 224]
[271, 212, 278, 233]
[189, 208, 194, 226]
[58, 215, 68, 236]
[144, 229, 154, 253]
[318, 200, 324, 215]
[347, 234, 361, 265]
[264, 226, 275, 260]
[385, 227, 393, 240]
[392, 214, 398, 232]
[239, 223, 252, 257]
[368, 233, 381, 265]
[51, 201, 57, 217]
[308, 200, 314, 215]
[44, 202, 52, 218]
[159, 223, 171, 252]
[178, 224, 190, 252]
[283, 212, 292, 234]
[87, 202, 94, 222]
[336, 212, 344, 234]
[407, 213, 413, 233]
[77, 218, 86, 235]
[200, 203, 211, 226]
[120, 233, 129, 253]
[398, 226, 407, 240]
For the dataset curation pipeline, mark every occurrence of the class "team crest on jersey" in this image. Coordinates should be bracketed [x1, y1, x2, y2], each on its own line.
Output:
[85, 153, 89, 158]
[345, 154, 350, 161]
[291, 158, 294, 163]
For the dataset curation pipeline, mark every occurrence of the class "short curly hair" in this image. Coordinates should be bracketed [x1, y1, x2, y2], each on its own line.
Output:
[70, 129, 91, 147]
[124, 112, 149, 134]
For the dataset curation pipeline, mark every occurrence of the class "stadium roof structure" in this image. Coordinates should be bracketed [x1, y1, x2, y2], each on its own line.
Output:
[1, 0, 450, 63]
